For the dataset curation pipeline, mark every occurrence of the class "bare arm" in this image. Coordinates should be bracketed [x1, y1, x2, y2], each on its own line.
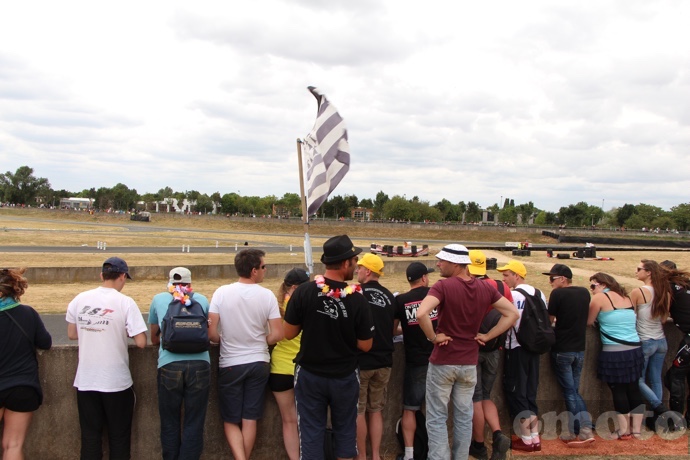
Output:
[132, 332, 147, 348]
[67, 322, 78, 340]
[208, 312, 221, 343]
[284, 321, 302, 340]
[418, 295, 451, 346]
[393, 318, 402, 336]
[357, 338, 373, 352]
[587, 297, 601, 326]
[629, 287, 644, 311]
[475, 297, 519, 345]
[150, 324, 160, 345]
[266, 317, 284, 346]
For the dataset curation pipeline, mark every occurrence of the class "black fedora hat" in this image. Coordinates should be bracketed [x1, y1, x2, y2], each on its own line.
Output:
[321, 235, 362, 264]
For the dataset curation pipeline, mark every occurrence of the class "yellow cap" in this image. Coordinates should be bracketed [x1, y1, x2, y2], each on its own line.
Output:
[468, 250, 486, 276]
[496, 260, 527, 278]
[357, 253, 385, 276]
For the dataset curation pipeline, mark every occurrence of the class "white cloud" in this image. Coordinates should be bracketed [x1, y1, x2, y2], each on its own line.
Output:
[0, 0, 689, 212]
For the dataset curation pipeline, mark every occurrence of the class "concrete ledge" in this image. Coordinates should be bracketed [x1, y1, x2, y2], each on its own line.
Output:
[24, 325, 684, 459]
[25, 260, 437, 284]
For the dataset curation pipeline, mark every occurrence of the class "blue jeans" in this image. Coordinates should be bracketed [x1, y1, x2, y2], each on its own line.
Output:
[158, 360, 211, 460]
[294, 365, 359, 460]
[426, 363, 476, 460]
[640, 338, 668, 409]
[550, 351, 591, 433]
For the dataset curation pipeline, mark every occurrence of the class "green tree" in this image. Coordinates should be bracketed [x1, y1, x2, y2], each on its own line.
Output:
[111, 183, 139, 211]
[466, 201, 481, 222]
[359, 198, 374, 209]
[382, 195, 414, 221]
[221, 192, 241, 214]
[344, 194, 359, 209]
[458, 201, 467, 223]
[615, 204, 636, 227]
[0, 166, 51, 204]
[671, 203, 690, 231]
[624, 214, 645, 230]
[634, 203, 666, 228]
[195, 194, 214, 214]
[373, 191, 389, 219]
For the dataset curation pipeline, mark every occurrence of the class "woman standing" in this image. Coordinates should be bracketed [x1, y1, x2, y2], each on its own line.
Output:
[0, 268, 52, 460]
[270, 268, 309, 460]
[630, 259, 671, 418]
[588, 272, 645, 439]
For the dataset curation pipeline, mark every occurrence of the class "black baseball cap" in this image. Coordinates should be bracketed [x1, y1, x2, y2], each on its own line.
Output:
[284, 268, 309, 286]
[541, 263, 572, 279]
[406, 262, 434, 282]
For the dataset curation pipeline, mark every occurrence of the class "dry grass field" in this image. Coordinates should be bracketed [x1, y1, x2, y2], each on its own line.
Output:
[3, 208, 690, 315]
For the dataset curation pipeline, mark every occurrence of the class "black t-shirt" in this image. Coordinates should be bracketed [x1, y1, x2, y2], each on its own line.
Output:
[546, 286, 590, 352]
[285, 278, 374, 378]
[358, 281, 396, 370]
[0, 305, 52, 399]
[670, 281, 690, 334]
[394, 286, 437, 366]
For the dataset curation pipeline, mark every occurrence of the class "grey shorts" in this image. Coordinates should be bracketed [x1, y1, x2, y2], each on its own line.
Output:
[472, 350, 499, 402]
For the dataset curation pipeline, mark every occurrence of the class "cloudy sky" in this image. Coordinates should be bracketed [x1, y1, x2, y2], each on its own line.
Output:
[1, 0, 688, 212]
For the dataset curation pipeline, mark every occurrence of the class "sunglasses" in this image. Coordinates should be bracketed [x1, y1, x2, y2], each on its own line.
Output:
[590, 283, 601, 290]
[636, 267, 646, 272]
[549, 276, 563, 282]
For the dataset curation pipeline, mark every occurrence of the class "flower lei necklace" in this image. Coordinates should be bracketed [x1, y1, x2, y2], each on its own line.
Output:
[315, 275, 362, 299]
[169, 283, 193, 306]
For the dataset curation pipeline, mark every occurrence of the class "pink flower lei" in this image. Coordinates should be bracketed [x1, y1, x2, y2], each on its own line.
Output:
[168, 283, 193, 306]
[314, 275, 362, 299]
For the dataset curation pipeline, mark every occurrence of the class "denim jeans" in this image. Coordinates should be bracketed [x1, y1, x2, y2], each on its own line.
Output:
[640, 338, 668, 409]
[550, 351, 591, 433]
[158, 360, 211, 460]
[426, 363, 476, 460]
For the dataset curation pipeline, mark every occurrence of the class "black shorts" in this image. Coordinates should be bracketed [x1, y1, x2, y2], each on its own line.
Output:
[0, 386, 41, 412]
[269, 373, 295, 392]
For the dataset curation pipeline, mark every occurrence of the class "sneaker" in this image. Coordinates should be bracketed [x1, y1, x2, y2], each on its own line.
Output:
[469, 443, 488, 460]
[510, 437, 535, 452]
[559, 432, 577, 444]
[490, 432, 511, 460]
[567, 431, 595, 447]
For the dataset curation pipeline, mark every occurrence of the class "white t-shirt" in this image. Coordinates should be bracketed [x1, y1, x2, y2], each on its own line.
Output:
[66, 287, 148, 392]
[505, 283, 549, 350]
[210, 282, 281, 367]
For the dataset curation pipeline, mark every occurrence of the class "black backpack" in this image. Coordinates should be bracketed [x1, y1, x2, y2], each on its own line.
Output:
[513, 288, 555, 354]
[395, 411, 428, 460]
[161, 293, 210, 354]
[479, 280, 508, 352]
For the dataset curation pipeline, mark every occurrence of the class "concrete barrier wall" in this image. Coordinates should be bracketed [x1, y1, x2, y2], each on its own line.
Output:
[24, 324, 684, 459]
[25, 260, 437, 284]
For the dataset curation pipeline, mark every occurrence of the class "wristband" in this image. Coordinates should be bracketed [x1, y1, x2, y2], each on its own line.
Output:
[427, 334, 437, 343]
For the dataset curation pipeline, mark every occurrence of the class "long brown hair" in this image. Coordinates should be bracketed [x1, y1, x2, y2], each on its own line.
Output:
[590, 272, 628, 297]
[640, 259, 671, 321]
[0, 267, 29, 301]
[276, 281, 291, 318]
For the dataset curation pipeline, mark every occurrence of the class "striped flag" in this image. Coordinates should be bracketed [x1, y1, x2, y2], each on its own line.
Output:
[303, 86, 350, 216]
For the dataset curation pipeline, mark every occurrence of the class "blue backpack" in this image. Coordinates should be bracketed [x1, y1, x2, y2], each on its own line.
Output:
[161, 293, 209, 354]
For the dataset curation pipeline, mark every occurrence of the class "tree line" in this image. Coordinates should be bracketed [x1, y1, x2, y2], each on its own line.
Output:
[2, 165, 690, 231]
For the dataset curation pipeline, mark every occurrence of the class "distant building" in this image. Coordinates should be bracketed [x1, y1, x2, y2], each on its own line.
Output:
[351, 207, 373, 221]
[60, 198, 94, 210]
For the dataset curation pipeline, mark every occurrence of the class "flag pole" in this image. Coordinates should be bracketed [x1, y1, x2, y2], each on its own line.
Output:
[296, 139, 314, 277]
